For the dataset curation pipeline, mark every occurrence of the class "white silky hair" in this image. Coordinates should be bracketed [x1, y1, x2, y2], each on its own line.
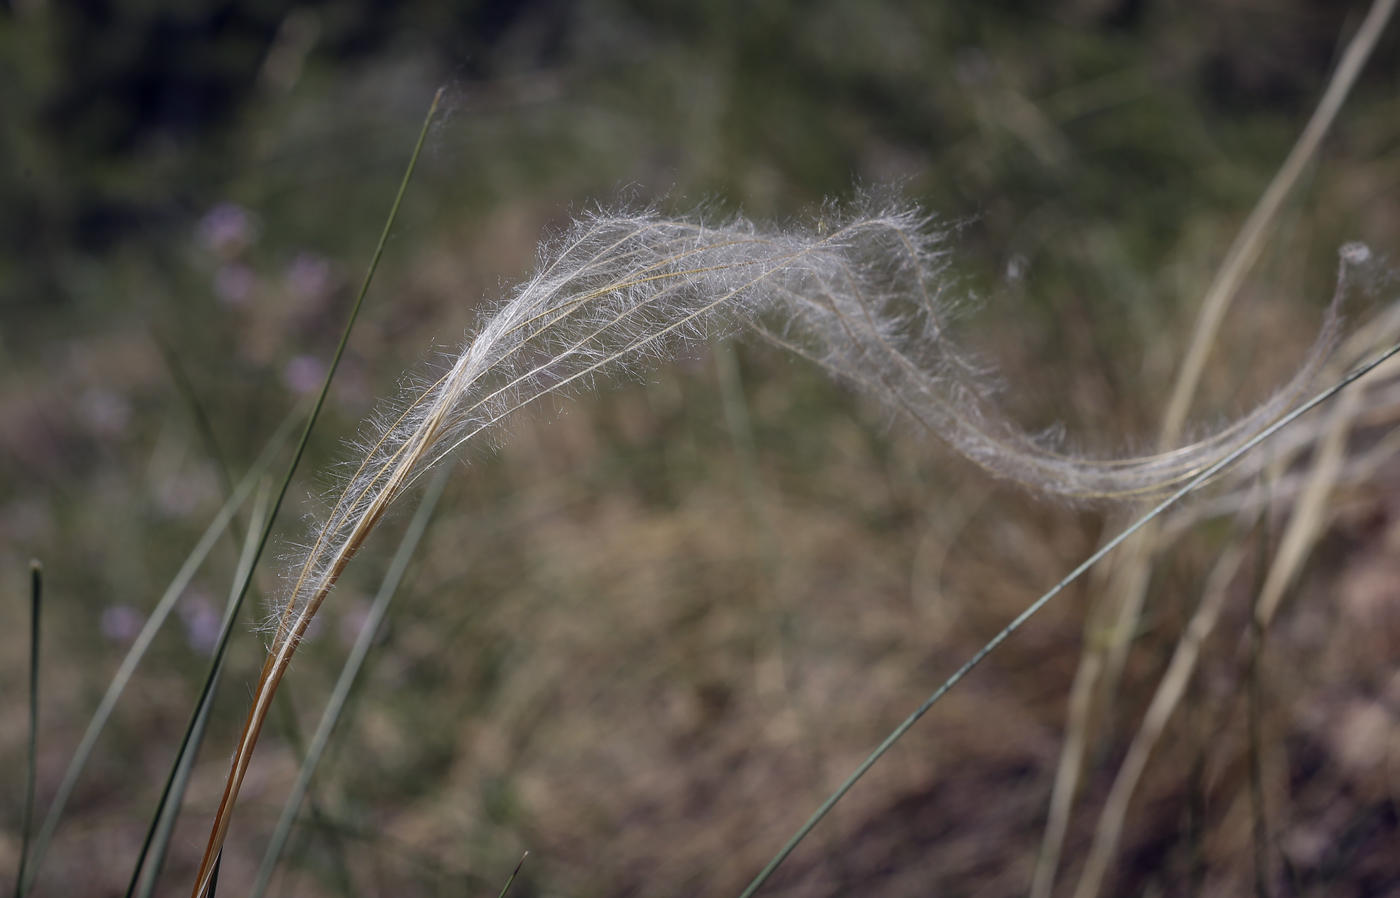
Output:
[270, 198, 1345, 643]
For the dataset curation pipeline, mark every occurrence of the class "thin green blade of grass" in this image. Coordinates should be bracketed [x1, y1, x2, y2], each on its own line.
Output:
[268, 691, 359, 897]
[130, 478, 273, 898]
[155, 332, 239, 502]
[14, 560, 42, 898]
[124, 476, 277, 895]
[735, 338, 1400, 898]
[248, 462, 453, 898]
[1068, 301, 1400, 898]
[188, 86, 444, 898]
[497, 853, 528, 898]
[162, 323, 363, 898]
[121, 436, 298, 892]
[16, 407, 299, 897]
[1254, 360, 1373, 628]
[133, 676, 220, 898]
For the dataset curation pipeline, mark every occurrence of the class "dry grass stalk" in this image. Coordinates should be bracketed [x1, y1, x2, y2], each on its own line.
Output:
[1071, 538, 1252, 898]
[1068, 291, 1400, 898]
[1254, 331, 1400, 629]
[1030, 0, 1398, 888]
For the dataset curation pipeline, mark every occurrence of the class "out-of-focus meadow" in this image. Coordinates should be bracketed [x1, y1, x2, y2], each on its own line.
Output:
[5, 1, 1400, 895]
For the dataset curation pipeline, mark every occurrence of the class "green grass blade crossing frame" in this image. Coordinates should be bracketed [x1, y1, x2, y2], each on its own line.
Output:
[182, 87, 444, 898]
[736, 338, 1400, 898]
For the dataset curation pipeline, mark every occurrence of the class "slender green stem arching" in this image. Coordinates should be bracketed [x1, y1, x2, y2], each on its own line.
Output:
[129, 481, 272, 898]
[188, 87, 444, 898]
[497, 853, 528, 898]
[734, 339, 1400, 898]
[19, 408, 300, 897]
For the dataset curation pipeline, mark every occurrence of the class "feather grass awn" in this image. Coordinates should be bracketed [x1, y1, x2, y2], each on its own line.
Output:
[747, 208, 1344, 500]
[196, 200, 1351, 895]
[191, 142, 1357, 898]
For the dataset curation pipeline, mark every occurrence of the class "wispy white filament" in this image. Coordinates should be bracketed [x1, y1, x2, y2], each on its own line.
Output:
[272, 199, 1345, 642]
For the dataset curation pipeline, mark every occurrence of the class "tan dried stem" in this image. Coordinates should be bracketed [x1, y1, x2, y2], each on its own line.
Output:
[1033, 2, 1396, 893]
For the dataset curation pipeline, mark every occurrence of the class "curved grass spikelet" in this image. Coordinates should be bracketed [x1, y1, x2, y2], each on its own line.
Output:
[279, 199, 1350, 646]
[199, 200, 1351, 897]
[274, 207, 844, 644]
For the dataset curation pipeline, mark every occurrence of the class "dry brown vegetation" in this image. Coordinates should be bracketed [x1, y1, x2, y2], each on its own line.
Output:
[5, 1, 1400, 897]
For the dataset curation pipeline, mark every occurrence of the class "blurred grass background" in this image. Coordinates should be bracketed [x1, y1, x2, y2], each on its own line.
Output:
[4, 0, 1400, 895]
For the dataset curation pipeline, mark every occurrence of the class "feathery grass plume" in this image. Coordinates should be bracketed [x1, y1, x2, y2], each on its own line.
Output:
[279, 200, 1358, 645]
[272, 207, 835, 648]
[202, 206, 928, 892]
[755, 200, 1349, 499]
[290, 201, 1352, 647]
[201, 201, 1350, 894]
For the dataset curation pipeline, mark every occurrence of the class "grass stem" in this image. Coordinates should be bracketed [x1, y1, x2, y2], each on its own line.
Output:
[1033, 4, 1395, 887]
[129, 479, 273, 898]
[188, 86, 443, 898]
[248, 463, 453, 897]
[497, 852, 528, 898]
[736, 338, 1400, 898]
[14, 560, 42, 898]
[1160, 0, 1396, 436]
[1071, 530, 1254, 898]
[14, 408, 296, 896]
